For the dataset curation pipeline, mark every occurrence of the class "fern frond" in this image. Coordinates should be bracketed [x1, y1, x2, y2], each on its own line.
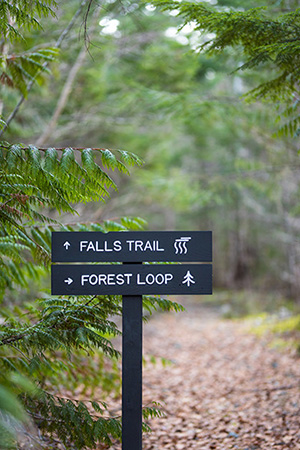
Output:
[2, 47, 58, 96]
[0, 0, 57, 40]
[143, 295, 185, 315]
[142, 402, 165, 420]
[22, 391, 122, 448]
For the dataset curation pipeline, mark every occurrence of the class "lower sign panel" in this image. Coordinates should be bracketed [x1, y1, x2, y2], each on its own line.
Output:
[51, 264, 212, 296]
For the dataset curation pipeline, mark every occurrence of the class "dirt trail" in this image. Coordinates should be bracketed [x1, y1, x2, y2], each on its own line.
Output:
[139, 298, 300, 450]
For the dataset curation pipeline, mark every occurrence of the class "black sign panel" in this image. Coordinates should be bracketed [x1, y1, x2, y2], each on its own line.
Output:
[51, 264, 212, 296]
[51, 231, 212, 263]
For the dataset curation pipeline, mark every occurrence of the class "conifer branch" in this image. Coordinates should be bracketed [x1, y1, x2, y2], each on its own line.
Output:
[0, 0, 91, 137]
[1, 144, 113, 152]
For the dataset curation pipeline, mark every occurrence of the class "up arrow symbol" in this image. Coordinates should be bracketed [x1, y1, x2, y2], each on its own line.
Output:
[63, 241, 71, 250]
[64, 277, 73, 285]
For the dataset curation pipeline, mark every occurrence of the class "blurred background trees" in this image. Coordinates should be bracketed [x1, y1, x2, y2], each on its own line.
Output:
[4, 0, 297, 299]
[1, 0, 300, 447]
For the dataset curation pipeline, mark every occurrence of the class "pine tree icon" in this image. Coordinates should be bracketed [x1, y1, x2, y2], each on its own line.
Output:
[182, 270, 195, 287]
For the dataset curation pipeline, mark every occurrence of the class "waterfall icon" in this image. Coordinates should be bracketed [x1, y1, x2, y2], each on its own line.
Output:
[174, 237, 192, 254]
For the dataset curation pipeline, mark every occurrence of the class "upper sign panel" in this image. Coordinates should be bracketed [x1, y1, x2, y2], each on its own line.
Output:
[52, 231, 212, 263]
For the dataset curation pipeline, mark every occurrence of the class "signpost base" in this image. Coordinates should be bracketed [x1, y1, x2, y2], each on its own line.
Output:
[122, 294, 143, 450]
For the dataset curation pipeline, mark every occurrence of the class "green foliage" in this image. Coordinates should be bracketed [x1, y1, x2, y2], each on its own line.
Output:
[0, 0, 57, 40]
[0, 140, 143, 448]
[210, 289, 295, 319]
[0, 16, 180, 442]
[143, 295, 185, 315]
[142, 401, 165, 432]
[23, 391, 122, 448]
[154, 0, 300, 136]
[0, 1, 188, 448]
[0, 371, 37, 449]
[0, 68, 146, 446]
[243, 309, 300, 352]
[2, 0, 299, 444]
[0, 385, 26, 449]
[0, 144, 142, 296]
[143, 402, 165, 420]
[0, 141, 145, 448]
[0, 48, 59, 96]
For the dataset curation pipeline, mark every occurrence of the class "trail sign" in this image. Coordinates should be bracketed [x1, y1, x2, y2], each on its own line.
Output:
[51, 230, 213, 450]
[51, 263, 212, 296]
[51, 231, 212, 263]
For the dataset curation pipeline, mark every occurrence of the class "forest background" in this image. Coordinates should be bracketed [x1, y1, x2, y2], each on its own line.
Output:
[1, 0, 300, 448]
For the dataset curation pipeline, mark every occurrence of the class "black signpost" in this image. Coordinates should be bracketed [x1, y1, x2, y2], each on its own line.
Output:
[51, 231, 212, 450]
[122, 289, 143, 450]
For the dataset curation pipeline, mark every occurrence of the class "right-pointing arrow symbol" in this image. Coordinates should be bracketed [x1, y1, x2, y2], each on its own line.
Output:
[63, 241, 71, 250]
[64, 277, 73, 285]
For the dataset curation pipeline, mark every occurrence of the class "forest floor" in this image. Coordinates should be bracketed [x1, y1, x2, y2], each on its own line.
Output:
[107, 297, 300, 450]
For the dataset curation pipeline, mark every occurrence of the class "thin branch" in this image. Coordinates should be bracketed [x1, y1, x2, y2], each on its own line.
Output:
[35, 46, 88, 147]
[80, 295, 98, 308]
[48, 392, 110, 409]
[5, 343, 31, 361]
[0, 144, 108, 151]
[36, 8, 100, 147]
[55, 0, 91, 49]
[0, 0, 91, 138]
[0, 332, 27, 346]
[83, 0, 95, 45]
